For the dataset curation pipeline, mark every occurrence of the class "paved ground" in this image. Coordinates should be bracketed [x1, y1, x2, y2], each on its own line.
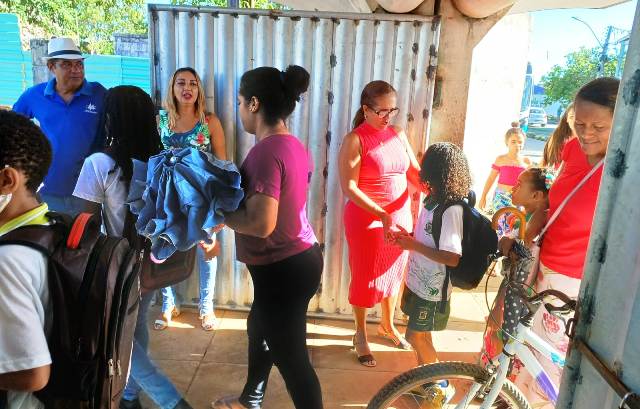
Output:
[141, 276, 502, 409]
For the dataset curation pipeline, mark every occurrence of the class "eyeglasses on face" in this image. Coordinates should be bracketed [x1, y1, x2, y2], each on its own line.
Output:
[367, 106, 400, 118]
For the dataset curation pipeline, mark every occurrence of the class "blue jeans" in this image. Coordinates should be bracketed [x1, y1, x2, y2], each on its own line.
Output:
[123, 292, 182, 408]
[40, 194, 84, 216]
[161, 245, 217, 316]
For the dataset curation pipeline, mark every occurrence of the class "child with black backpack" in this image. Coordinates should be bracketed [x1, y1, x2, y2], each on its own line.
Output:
[72, 86, 193, 409]
[0, 110, 53, 409]
[391, 142, 472, 407]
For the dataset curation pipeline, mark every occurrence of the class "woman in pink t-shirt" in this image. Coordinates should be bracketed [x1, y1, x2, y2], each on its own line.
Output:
[516, 77, 620, 408]
[211, 65, 323, 409]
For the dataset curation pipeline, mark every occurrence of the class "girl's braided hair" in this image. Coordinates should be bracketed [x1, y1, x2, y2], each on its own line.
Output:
[0, 110, 52, 193]
[527, 167, 555, 194]
[420, 142, 472, 205]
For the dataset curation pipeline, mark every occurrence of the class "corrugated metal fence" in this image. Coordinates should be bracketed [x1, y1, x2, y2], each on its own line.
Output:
[149, 5, 440, 317]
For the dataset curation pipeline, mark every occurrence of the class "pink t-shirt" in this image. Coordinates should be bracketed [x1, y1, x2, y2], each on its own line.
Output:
[235, 134, 317, 265]
[540, 138, 603, 278]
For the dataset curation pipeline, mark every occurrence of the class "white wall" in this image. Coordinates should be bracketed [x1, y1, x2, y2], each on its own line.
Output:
[463, 12, 533, 195]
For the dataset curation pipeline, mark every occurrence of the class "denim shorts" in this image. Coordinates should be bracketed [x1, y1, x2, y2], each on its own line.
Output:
[401, 285, 450, 332]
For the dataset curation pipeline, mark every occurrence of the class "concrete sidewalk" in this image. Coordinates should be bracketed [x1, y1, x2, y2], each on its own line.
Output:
[143, 279, 500, 409]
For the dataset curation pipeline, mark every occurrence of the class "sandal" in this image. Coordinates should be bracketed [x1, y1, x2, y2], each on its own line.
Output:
[211, 396, 249, 409]
[200, 312, 218, 331]
[153, 306, 180, 331]
[377, 325, 412, 350]
[352, 333, 376, 367]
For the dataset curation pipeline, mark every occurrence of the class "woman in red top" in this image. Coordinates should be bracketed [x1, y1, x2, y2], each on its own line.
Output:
[517, 77, 620, 408]
[339, 81, 422, 367]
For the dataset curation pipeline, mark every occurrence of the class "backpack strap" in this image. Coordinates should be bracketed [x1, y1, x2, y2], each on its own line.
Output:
[431, 193, 474, 313]
[431, 200, 460, 313]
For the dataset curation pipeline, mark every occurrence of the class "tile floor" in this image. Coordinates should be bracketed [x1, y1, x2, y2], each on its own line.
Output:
[143, 280, 500, 409]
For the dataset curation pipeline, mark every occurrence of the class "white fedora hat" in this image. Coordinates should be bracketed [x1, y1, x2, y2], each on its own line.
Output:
[44, 37, 84, 60]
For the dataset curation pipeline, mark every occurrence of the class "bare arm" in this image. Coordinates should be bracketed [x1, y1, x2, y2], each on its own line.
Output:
[338, 132, 386, 217]
[207, 114, 227, 161]
[0, 365, 50, 392]
[393, 231, 460, 267]
[394, 126, 422, 189]
[338, 132, 393, 237]
[479, 168, 499, 210]
[223, 193, 278, 238]
[525, 208, 547, 245]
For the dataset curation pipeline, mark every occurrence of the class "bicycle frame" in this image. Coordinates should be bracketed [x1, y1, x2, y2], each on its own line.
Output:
[455, 320, 566, 409]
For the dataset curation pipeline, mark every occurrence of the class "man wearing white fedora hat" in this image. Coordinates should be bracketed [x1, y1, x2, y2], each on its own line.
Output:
[13, 37, 107, 216]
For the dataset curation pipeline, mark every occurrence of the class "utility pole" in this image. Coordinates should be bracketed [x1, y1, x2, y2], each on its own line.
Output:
[615, 36, 629, 78]
[228, 0, 239, 7]
[599, 25, 613, 77]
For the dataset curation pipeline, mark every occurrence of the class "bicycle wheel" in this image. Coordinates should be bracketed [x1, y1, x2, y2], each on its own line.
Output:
[367, 361, 531, 409]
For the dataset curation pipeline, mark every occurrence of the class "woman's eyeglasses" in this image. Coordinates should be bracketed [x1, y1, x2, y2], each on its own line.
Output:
[368, 106, 400, 118]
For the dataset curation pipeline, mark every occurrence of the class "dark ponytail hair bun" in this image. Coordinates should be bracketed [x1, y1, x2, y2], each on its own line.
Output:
[282, 65, 310, 103]
[239, 65, 310, 126]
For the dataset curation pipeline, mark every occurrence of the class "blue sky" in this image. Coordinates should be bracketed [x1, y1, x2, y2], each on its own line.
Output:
[529, 0, 638, 82]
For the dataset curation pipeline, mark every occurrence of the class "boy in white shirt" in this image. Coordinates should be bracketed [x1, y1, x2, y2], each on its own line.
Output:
[0, 110, 53, 409]
[392, 143, 472, 408]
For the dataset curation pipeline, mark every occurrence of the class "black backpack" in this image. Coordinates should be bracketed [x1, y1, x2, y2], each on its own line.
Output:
[432, 192, 498, 301]
[0, 212, 140, 409]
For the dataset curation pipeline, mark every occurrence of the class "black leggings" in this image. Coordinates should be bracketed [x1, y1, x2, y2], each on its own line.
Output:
[239, 244, 323, 409]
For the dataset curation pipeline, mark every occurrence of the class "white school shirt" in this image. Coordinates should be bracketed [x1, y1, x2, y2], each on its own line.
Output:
[405, 204, 463, 302]
[73, 153, 128, 237]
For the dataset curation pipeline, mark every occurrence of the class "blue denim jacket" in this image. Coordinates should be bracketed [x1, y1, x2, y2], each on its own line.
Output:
[128, 148, 244, 259]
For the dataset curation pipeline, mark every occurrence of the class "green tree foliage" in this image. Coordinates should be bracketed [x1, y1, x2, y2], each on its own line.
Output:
[1, 0, 282, 55]
[541, 47, 618, 108]
[0, 0, 147, 54]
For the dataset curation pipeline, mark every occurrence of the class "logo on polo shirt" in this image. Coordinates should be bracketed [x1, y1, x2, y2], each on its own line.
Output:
[85, 103, 97, 114]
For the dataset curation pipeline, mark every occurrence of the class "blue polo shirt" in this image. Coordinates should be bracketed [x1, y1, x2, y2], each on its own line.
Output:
[13, 79, 107, 197]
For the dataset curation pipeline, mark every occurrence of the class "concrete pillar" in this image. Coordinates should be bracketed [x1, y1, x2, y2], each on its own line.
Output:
[429, 0, 509, 146]
[30, 39, 52, 85]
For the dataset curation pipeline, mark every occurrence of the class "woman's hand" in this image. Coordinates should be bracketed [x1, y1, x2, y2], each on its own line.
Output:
[380, 211, 394, 242]
[478, 196, 487, 211]
[390, 225, 416, 250]
[498, 236, 516, 258]
[211, 223, 225, 234]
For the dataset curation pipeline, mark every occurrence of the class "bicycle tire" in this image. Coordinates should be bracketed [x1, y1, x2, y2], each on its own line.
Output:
[367, 361, 532, 409]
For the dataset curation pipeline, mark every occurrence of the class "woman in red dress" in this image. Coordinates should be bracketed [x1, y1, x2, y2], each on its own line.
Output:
[338, 81, 421, 367]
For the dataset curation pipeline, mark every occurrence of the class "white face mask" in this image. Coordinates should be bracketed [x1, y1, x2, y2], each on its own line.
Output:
[0, 193, 12, 214]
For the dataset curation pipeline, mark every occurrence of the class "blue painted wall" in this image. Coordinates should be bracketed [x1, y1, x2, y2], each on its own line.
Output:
[0, 13, 151, 107]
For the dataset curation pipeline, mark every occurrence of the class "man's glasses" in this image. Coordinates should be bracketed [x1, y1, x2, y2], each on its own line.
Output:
[368, 106, 400, 118]
[56, 60, 84, 70]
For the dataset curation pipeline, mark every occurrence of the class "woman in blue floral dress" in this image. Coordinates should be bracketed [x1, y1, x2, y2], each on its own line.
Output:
[155, 67, 227, 331]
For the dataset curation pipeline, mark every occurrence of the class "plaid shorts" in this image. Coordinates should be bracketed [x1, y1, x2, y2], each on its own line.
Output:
[401, 285, 450, 332]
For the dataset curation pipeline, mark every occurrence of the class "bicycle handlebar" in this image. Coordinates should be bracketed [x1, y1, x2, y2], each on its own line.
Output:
[509, 281, 576, 315]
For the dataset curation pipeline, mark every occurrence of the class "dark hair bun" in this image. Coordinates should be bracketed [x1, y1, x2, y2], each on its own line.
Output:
[282, 65, 310, 102]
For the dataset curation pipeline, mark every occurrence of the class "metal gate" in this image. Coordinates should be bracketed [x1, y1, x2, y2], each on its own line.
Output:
[148, 4, 440, 317]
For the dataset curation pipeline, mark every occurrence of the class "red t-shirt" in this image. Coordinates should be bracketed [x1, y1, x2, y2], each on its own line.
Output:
[235, 134, 317, 265]
[540, 138, 603, 278]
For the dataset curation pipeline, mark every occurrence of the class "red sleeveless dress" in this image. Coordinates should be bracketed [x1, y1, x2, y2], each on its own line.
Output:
[344, 122, 413, 308]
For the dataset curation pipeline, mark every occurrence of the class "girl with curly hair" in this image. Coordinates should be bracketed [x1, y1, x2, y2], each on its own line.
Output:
[392, 142, 471, 402]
